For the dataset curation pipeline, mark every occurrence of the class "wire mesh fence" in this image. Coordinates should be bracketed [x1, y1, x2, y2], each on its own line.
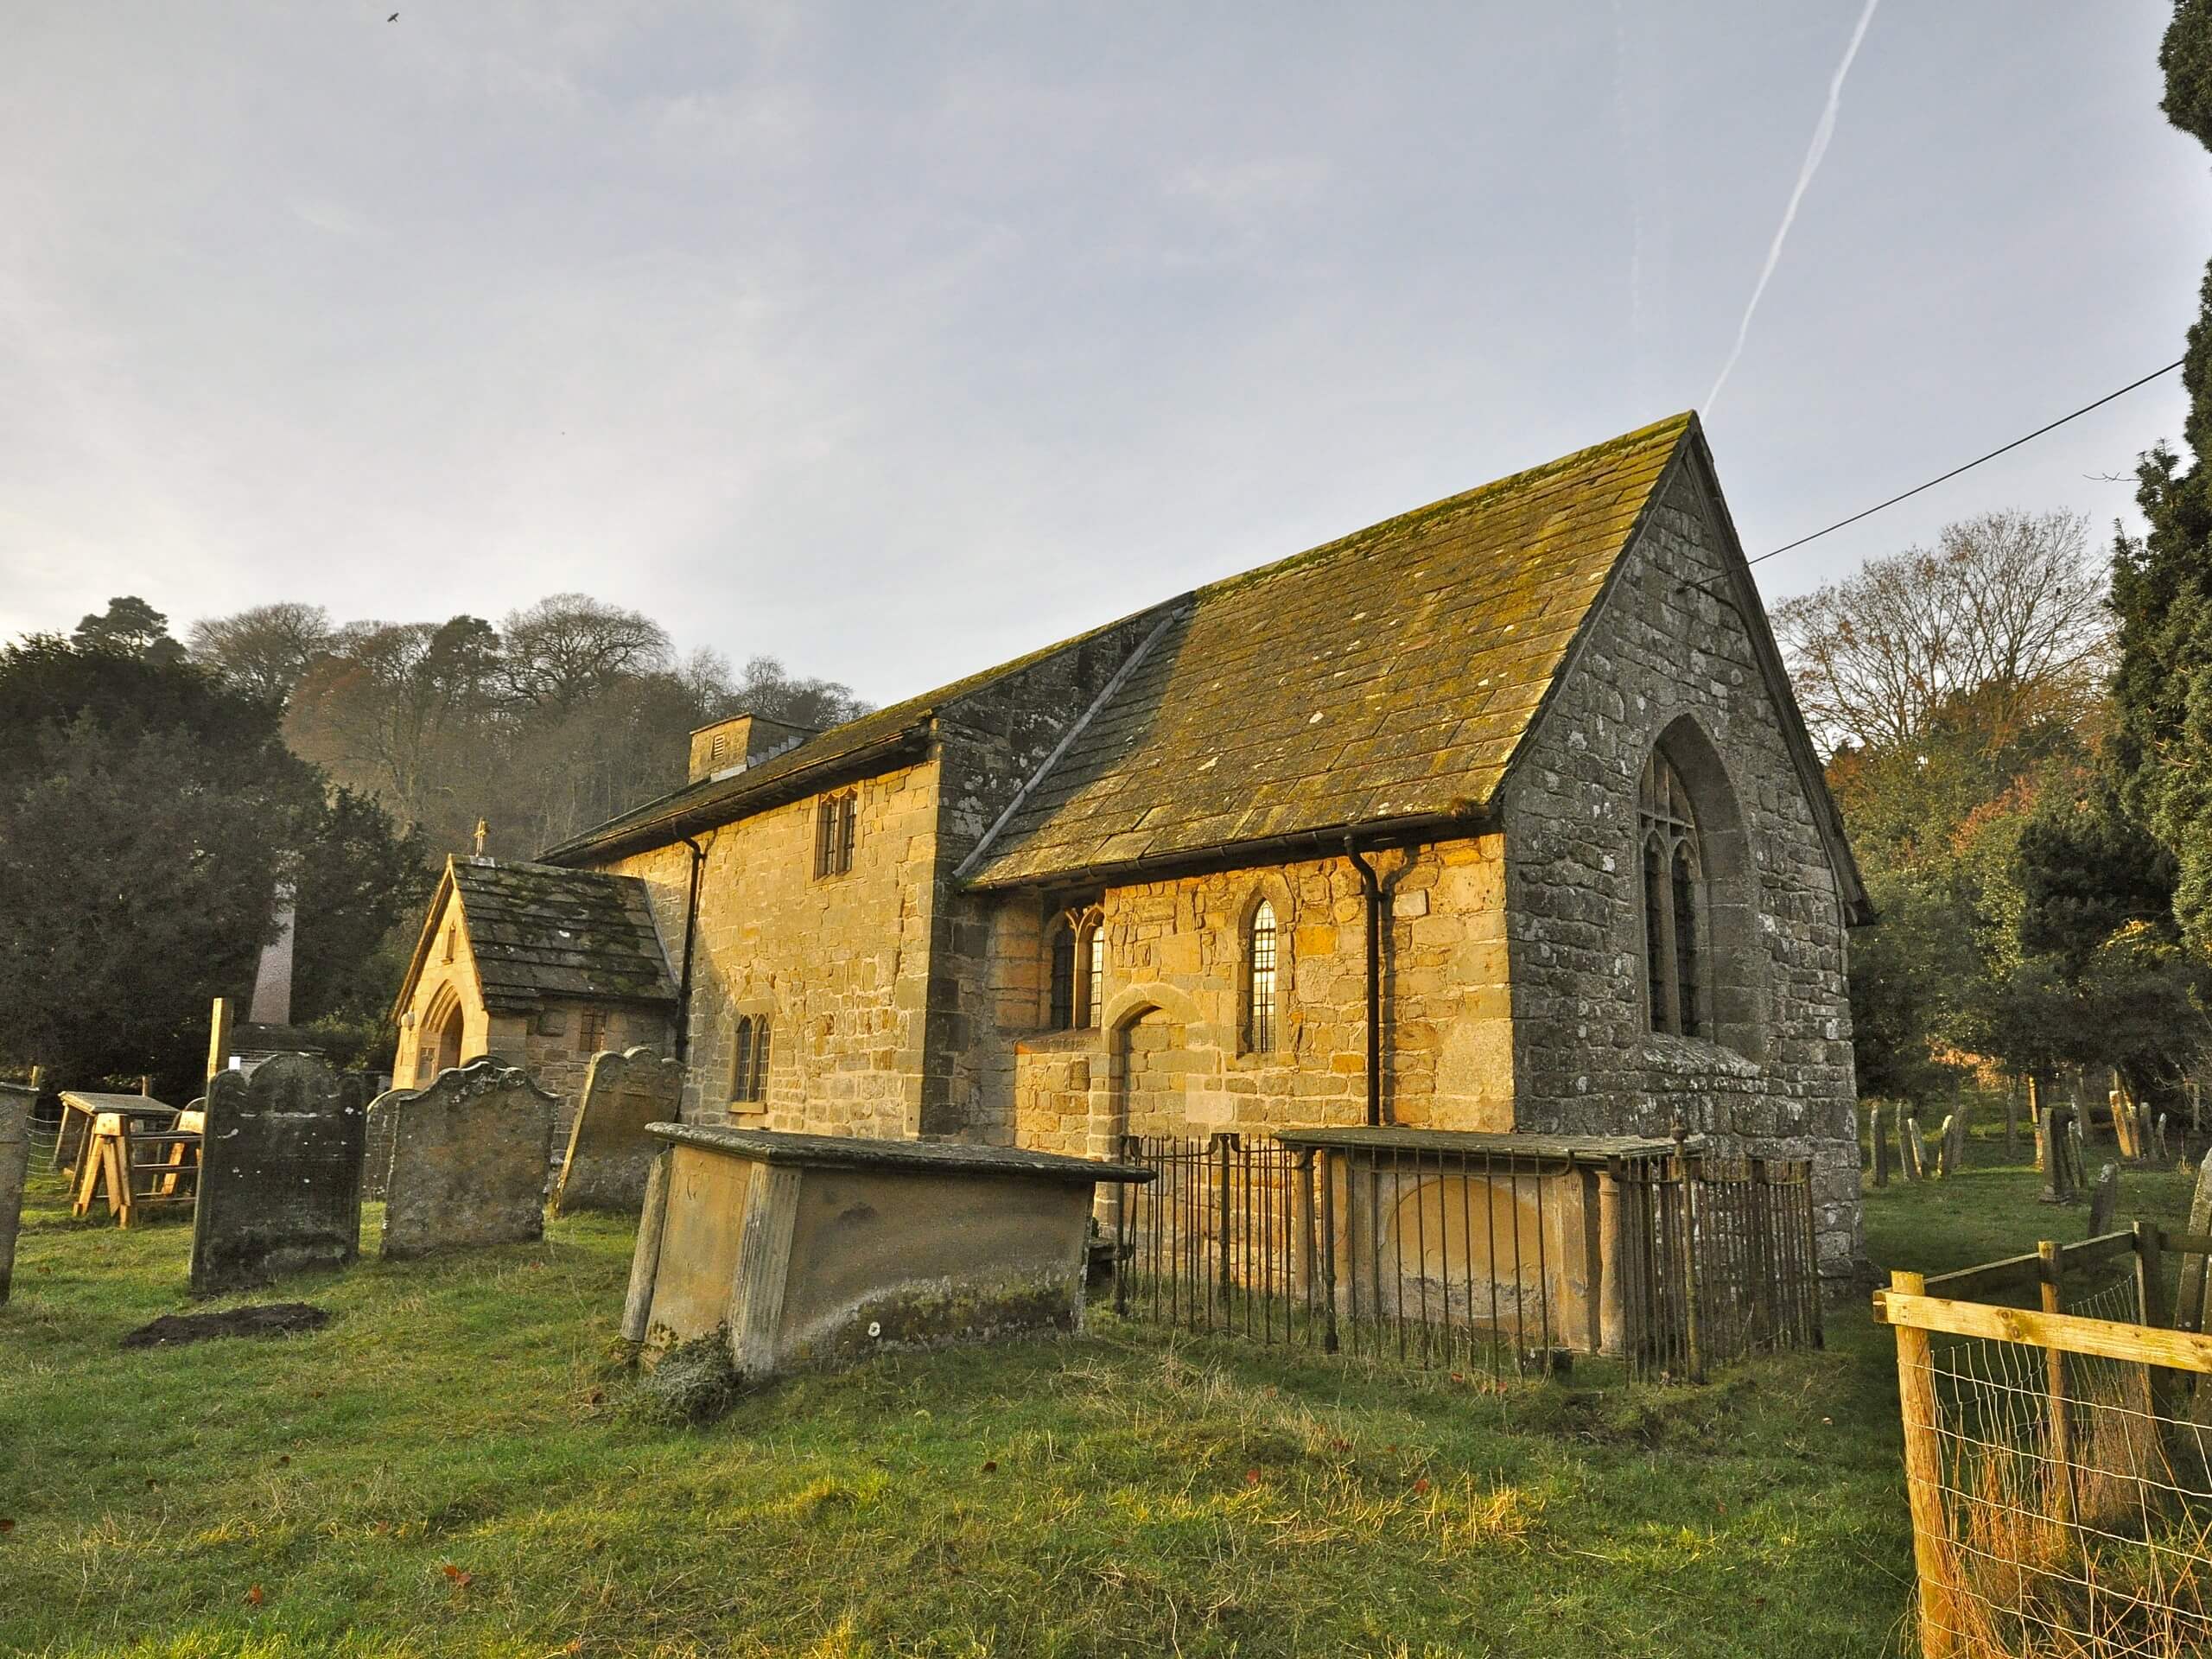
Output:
[1111, 1128, 1823, 1379]
[1884, 1233, 2212, 1657]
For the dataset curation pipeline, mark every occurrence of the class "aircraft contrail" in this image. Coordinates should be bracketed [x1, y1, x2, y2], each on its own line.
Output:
[1706, 0, 1881, 416]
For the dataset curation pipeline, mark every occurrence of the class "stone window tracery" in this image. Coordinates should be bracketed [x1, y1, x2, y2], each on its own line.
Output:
[1639, 750, 1705, 1038]
[1046, 904, 1105, 1030]
[731, 1013, 771, 1103]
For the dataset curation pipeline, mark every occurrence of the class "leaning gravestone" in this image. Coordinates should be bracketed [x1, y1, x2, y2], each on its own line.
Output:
[550, 1046, 683, 1217]
[0, 1080, 34, 1304]
[189, 1054, 365, 1297]
[1870, 1103, 1891, 1189]
[2088, 1162, 2120, 1237]
[1934, 1116, 1957, 1179]
[372, 1060, 555, 1260]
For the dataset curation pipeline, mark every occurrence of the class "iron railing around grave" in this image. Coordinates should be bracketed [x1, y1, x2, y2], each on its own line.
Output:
[1112, 1128, 1821, 1380]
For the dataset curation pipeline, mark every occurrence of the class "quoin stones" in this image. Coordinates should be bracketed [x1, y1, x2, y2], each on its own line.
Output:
[189, 1054, 365, 1297]
[550, 1046, 683, 1217]
[371, 1059, 556, 1260]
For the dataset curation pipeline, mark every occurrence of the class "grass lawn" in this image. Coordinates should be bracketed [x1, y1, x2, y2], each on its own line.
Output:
[0, 1110, 2200, 1658]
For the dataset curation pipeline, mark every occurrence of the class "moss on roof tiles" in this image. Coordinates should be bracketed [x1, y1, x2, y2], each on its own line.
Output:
[449, 859, 676, 1010]
[961, 414, 1695, 887]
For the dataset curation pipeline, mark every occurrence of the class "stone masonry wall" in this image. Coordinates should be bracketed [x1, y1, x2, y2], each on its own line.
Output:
[1499, 462, 1863, 1279]
[513, 999, 674, 1144]
[600, 760, 942, 1139]
[982, 838, 1515, 1154]
[925, 607, 1177, 1135]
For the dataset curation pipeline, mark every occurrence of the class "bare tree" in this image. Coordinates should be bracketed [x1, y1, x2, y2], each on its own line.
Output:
[187, 601, 334, 703]
[284, 616, 501, 838]
[498, 594, 671, 714]
[1772, 510, 2110, 754]
[733, 654, 868, 730]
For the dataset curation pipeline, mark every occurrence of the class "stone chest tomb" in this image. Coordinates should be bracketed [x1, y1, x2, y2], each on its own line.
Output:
[620, 1124, 1152, 1376]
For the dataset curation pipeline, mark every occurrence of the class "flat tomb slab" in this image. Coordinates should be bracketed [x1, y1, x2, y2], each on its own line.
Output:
[626, 1125, 1151, 1379]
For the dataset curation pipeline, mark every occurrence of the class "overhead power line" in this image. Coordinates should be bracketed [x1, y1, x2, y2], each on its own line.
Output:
[1749, 358, 2187, 570]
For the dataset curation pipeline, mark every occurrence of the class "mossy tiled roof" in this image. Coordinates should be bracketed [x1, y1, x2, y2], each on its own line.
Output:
[960, 414, 1694, 887]
[448, 858, 676, 1011]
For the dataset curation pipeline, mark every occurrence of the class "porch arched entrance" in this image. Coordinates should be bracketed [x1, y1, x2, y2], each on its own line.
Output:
[422, 985, 466, 1077]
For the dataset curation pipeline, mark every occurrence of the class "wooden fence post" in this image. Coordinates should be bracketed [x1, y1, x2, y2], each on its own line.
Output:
[2133, 1219, 2170, 1421]
[2038, 1241, 2077, 1526]
[1890, 1270, 1961, 1658]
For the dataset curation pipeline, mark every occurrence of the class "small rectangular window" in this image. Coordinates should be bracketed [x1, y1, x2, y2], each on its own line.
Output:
[814, 792, 856, 877]
[813, 798, 835, 878]
[579, 1007, 608, 1054]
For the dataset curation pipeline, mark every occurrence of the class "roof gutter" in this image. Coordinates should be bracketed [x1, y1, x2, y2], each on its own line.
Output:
[539, 727, 931, 868]
[962, 807, 1491, 895]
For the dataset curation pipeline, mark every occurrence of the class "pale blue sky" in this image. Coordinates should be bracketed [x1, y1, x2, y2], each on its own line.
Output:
[2, 3, 2203, 703]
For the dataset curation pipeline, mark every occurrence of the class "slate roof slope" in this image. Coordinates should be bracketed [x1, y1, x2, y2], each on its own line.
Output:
[960, 414, 1694, 888]
[424, 857, 677, 1014]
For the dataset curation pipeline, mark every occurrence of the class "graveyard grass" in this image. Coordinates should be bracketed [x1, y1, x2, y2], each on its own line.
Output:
[2, 1110, 2199, 1659]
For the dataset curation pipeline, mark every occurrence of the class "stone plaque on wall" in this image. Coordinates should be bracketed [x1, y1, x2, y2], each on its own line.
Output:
[0, 1080, 34, 1304]
[373, 1059, 556, 1260]
[550, 1046, 683, 1217]
[189, 1054, 365, 1297]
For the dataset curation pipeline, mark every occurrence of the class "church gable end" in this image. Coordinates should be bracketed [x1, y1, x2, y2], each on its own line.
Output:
[1496, 454, 1861, 1274]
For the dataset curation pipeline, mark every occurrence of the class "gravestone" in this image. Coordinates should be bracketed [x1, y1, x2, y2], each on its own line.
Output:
[2069, 1115, 2088, 1191]
[1946, 1102, 1969, 1171]
[372, 1059, 555, 1261]
[2088, 1162, 2120, 1237]
[1900, 1114, 1925, 1183]
[2157, 1112, 2171, 1163]
[1871, 1103, 1891, 1188]
[550, 1046, 683, 1217]
[0, 1080, 33, 1304]
[1934, 1116, 1955, 1179]
[2038, 1107, 2074, 1205]
[188, 1054, 365, 1297]
[2177, 1148, 2212, 1333]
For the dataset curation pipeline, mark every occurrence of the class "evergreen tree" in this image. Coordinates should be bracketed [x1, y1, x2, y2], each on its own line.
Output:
[2111, 1, 2212, 947]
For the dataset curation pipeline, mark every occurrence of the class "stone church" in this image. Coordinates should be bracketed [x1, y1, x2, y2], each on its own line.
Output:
[390, 413, 1869, 1276]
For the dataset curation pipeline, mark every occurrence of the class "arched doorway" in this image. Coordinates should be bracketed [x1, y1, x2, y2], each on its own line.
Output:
[422, 986, 465, 1077]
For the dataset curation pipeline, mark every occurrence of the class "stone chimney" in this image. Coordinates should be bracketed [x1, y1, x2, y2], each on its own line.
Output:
[687, 713, 818, 785]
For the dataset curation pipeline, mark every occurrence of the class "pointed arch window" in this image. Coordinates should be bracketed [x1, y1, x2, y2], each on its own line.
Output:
[1046, 904, 1105, 1030]
[731, 1014, 772, 1103]
[1247, 899, 1279, 1053]
[1639, 750, 1705, 1038]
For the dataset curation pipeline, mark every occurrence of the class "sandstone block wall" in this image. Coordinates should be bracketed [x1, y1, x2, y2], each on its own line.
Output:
[604, 760, 943, 1140]
[391, 893, 495, 1090]
[1500, 465, 1862, 1277]
[980, 839, 1516, 1154]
